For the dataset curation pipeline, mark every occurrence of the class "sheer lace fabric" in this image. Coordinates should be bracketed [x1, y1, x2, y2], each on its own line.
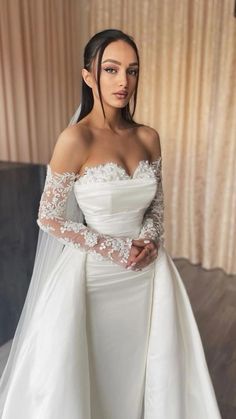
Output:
[138, 157, 165, 246]
[36, 165, 133, 267]
[36, 158, 164, 268]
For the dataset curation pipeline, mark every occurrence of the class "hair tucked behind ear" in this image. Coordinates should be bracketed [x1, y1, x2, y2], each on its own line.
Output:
[77, 29, 140, 126]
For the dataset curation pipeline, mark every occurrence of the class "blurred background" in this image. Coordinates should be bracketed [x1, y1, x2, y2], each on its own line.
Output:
[0, 1, 235, 418]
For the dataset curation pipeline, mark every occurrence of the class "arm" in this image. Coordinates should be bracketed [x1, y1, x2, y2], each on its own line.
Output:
[138, 128, 165, 247]
[138, 157, 164, 246]
[36, 127, 132, 267]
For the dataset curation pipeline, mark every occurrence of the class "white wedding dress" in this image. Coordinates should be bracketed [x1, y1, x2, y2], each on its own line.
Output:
[0, 158, 222, 419]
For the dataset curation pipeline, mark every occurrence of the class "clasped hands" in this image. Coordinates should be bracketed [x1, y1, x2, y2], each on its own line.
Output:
[126, 238, 159, 271]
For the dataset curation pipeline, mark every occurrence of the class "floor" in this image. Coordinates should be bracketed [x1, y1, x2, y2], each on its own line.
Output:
[0, 257, 235, 419]
[174, 258, 236, 419]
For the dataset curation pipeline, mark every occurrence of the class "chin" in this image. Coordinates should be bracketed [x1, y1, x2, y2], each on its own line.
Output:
[105, 100, 128, 109]
[112, 98, 129, 108]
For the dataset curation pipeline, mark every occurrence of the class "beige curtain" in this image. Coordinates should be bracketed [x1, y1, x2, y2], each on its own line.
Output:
[0, 0, 82, 162]
[0, 0, 235, 274]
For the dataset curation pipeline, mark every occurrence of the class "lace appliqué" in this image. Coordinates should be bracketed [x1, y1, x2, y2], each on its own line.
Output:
[37, 165, 132, 267]
[138, 158, 165, 246]
[76, 160, 157, 184]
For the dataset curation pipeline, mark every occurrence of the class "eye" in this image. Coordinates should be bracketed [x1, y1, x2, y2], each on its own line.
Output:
[128, 68, 139, 76]
[104, 67, 117, 74]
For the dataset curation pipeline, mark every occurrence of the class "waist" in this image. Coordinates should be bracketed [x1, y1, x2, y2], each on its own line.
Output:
[84, 212, 143, 237]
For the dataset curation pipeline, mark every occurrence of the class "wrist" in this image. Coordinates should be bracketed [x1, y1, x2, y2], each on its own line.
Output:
[97, 235, 133, 266]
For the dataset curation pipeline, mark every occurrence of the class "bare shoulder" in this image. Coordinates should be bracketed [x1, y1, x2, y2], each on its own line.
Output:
[49, 124, 91, 173]
[136, 124, 162, 160]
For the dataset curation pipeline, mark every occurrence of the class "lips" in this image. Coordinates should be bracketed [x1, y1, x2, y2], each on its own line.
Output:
[114, 91, 128, 98]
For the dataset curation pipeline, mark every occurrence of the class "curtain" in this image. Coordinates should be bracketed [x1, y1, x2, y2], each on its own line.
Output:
[0, 0, 82, 162]
[0, 0, 235, 274]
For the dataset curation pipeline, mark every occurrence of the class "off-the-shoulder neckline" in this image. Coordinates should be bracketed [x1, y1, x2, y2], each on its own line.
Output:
[47, 156, 162, 180]
[76, 157, 162, 179]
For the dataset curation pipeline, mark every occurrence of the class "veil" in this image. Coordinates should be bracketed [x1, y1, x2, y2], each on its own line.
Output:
[0, 104, 83, 403]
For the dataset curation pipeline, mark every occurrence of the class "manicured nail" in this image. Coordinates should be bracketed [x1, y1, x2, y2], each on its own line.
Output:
[144, 240, 150, 243]
[131, 262, 136, 267]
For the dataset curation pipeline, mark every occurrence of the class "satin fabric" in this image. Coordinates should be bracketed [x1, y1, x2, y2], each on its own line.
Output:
[0, 176, 222, 418]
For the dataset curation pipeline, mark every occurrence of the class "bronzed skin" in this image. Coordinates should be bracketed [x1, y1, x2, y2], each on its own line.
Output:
[50, 40, 161, 270]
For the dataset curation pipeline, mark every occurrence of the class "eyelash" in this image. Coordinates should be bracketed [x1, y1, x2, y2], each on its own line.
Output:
[104, 67, 138, 76]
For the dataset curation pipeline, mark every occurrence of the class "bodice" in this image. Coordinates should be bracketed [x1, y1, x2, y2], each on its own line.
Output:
[73, 160, 159, 237]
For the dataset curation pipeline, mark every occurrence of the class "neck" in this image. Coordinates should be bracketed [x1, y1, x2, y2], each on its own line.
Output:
[89, 101, 126, 132]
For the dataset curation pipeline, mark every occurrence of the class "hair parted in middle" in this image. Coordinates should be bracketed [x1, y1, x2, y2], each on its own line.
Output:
[77, 28, 140, 125]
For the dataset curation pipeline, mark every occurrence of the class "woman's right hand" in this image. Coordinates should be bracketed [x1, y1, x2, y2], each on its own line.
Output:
[126, 239, 159, 271]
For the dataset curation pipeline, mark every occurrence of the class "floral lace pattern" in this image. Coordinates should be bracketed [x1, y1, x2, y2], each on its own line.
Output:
[75, 159, 158, 184]
[74, 157, 165, 247]
[37, 157, 164, 266]
[37, 165, 132, 267]
[138, 158, 165, 246]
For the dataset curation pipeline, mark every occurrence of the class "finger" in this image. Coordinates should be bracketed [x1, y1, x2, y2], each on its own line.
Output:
[129, 242, 156, 262]
[126, 246, 144, 267]
[126, 242, 156, 268]
[135, 247, 151, 263]
[133, 238, 157, 248]
[145, 240, 159, 250]
[150, 248, 158, 258]
[132, 239, 152, 248]
[133, 251, 158, 270]
[144, 249, 158, 262]
[131, 248, 152, 266]
[145, 243, 156, 252]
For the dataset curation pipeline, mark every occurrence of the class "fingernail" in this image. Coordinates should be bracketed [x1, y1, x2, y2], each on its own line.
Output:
[131, 262, 136, 267]
[144, 240, 150, 243]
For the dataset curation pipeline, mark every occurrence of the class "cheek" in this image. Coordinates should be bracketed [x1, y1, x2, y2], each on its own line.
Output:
[130, 75, 138, 86]
[100, 72, 114, 86]
[99, 75, 115, 95]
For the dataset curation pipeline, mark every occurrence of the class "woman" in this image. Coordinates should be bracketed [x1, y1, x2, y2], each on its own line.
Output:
[0, 29, 222, 419]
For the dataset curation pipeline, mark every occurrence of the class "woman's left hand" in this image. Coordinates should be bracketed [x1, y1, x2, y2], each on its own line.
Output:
[126, 239, 159, 271]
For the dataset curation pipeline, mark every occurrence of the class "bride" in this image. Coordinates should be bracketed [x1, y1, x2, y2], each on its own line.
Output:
[0, 28, 222, 419]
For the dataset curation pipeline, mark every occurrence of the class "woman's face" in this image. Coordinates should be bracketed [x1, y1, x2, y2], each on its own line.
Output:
[85, 40, 139, 108]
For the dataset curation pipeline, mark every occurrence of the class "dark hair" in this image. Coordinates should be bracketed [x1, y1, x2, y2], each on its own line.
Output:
[76, 28, 140, 125]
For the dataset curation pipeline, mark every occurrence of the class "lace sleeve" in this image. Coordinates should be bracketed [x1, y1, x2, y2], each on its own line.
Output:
[36, 165, 132, 267]
[138, 157, 165, 246]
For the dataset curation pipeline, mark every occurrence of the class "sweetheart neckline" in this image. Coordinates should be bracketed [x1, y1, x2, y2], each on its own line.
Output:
[76, 156, 162, 180]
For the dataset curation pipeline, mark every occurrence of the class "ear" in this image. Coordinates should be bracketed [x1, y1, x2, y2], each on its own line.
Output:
[82, 68, 93, 88]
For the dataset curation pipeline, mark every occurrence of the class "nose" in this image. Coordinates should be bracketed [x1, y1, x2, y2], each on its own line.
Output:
[119, 70, 128, 87]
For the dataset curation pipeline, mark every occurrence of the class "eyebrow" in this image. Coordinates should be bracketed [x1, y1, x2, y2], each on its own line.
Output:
[102, 59, 139, 66]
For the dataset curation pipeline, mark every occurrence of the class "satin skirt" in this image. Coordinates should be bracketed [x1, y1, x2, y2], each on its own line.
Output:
[85, 254, 155, 419]
[0, 244, 222, 419]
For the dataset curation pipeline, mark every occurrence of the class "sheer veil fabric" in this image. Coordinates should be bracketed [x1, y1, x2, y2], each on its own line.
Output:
[0, 104, 83, 412]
